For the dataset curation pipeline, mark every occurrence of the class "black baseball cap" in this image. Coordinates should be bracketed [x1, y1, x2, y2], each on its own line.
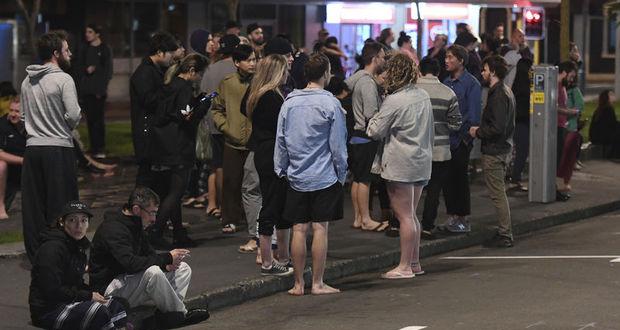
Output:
[60, 201, 94, 219]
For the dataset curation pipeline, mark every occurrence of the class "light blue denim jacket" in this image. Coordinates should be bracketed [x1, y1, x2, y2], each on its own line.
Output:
[274, 88, 348, 192]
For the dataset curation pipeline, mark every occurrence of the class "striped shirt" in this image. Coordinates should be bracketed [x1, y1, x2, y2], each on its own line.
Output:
[416, 76, 462, 162]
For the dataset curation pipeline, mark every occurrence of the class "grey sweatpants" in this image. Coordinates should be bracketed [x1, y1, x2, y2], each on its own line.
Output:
[104, 262, 192, 314]
[242, 152, 262, 238]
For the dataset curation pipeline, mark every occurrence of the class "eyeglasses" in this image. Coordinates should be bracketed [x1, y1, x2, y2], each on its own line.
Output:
[140, 206, 158, 217]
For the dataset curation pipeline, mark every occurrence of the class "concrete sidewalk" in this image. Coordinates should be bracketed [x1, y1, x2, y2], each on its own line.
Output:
[1, 160, 619, 328]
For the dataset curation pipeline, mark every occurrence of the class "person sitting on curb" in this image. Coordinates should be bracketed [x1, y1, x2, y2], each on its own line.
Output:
[88, 187, 209, 329]
[0, 95, 26, 219]
[29, 201, 129, 329]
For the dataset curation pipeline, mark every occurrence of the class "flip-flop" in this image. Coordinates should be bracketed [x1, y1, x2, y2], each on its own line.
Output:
[413, 270, 426, 276]
[381, 271, 415, 280]
[350, 224, 362, 229]
[362, 221, 389, 232]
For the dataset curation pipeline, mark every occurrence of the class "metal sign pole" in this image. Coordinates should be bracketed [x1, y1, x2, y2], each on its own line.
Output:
[529, 65, 558, 203]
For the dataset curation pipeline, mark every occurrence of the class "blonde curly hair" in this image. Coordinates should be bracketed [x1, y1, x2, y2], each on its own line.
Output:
[382, 52, 418, 95]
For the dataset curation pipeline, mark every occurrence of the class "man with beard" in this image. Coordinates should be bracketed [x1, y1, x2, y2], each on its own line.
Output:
[469, 55, 516, 248]
[20, 30, 82, 262]
[247, 23, 265, 58]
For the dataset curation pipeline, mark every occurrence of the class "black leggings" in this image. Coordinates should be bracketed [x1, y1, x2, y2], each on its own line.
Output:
[152, 166, 191, 233]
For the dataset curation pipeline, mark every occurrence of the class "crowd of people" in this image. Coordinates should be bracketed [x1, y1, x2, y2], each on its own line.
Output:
[0, 18, 615, 330]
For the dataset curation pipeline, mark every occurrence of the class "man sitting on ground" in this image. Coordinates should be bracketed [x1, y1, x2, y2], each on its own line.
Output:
[89, 187, 209, 329]
[0, 96, 25, 219]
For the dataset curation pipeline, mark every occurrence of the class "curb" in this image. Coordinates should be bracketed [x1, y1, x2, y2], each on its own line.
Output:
[185, 199, 620, 311]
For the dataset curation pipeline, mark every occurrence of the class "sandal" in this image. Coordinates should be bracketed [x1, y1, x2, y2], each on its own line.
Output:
[381, 270, 415, 280]
[238, 239, 258, 253]
[222, 223, 237, 234]
[206, 208, 221, 219]
[362, 221, 389, 232]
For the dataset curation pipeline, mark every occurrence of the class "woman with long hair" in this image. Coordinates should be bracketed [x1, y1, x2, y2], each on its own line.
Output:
[397, 31, 419, 64]
[148, 54, 210, 248]
[367, 53, 434, 279]
[242, 54, 293, 275]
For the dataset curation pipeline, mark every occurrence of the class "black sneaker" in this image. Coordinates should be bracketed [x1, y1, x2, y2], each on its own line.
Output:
[183, 308, 210, 326]
[484, 235, 514, 248]
[556, 191, 571, 202]
[261, 261, 293, 276]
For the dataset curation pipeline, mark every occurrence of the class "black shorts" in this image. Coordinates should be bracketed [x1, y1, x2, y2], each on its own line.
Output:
[283, 182, 344, 224]
[349, 141, 378, 183]
[210, 134, 224, 168]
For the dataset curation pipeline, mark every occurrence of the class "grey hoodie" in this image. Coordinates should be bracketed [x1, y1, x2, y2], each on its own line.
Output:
[345, 70, 381, 133]
[21, 64, 81, 147]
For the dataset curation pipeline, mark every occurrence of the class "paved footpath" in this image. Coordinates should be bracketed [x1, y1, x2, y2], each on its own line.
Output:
[1, 160, 620, 328]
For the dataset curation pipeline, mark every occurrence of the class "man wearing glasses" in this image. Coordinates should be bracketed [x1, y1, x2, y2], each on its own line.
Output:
[89, 187, 210, 329]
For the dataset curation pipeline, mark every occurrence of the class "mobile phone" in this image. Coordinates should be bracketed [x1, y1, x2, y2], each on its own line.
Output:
[200, 91, 218, 103]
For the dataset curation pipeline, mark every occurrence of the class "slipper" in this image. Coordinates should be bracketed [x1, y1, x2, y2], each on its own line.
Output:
[381, 271, 415, 279]
[413, 270, 426, 276]
[222, 223, 236, 234]
[182, 198, 196, 207]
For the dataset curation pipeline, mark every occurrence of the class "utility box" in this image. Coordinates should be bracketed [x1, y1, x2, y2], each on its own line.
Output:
[529, 65, 557, 203]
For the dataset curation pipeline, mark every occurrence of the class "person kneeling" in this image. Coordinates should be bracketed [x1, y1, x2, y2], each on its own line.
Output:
[89, 187, 209, 329]
[29, 201, 128, 329]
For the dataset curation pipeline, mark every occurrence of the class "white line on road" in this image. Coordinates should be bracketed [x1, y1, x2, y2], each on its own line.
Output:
[399, 327, 427, 330]
[443, 255, 620, 263]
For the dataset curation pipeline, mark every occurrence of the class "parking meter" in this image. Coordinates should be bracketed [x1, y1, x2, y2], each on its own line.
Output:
[529, 65, 558, 203]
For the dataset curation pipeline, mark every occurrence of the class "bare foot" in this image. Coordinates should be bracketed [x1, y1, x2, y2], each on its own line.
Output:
[288, 283, 305, 296]
[352, 217, 362, 229]
[0, 213, 8, 220]
[311, 283, 340, 295]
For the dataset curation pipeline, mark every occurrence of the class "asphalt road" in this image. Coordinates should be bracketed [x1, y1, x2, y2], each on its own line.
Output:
[191, 211, 620, 330]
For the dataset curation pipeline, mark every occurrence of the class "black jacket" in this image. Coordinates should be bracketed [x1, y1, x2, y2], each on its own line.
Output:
[29, 229, 91, 323]
[150, 76, 208, 166]
[76, 42, 113, 96]
[130, 57, 164, 162]
[0, 115, 26, 156]
[89, 211, 173, 293]
[589, 105, 619, 145]
[476, 82, 516, 156]
[512, 58, 533, 123]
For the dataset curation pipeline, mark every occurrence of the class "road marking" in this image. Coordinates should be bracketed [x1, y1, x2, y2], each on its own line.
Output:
[399, 327, 427, 330]
[443, 255, 620, 263]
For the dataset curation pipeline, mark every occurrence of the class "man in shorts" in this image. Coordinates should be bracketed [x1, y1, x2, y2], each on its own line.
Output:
[275, 53, 347, 296]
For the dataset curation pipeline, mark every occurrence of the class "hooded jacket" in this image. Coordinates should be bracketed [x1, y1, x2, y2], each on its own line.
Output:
[150, 76, 208, 166]
[345, 70, 382, 135]
[29, 228, 91, 324]
[20, 63, 81, 148]
[89, 211, 173, 293]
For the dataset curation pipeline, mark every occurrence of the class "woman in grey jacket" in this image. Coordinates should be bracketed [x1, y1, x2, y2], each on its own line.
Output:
[367, 53, 434, 279]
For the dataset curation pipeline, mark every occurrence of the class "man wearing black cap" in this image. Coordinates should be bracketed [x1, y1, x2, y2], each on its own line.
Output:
[246, 23, 264, 58]
[89, 187, 209, 329]
[225, 20, 241, 36]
